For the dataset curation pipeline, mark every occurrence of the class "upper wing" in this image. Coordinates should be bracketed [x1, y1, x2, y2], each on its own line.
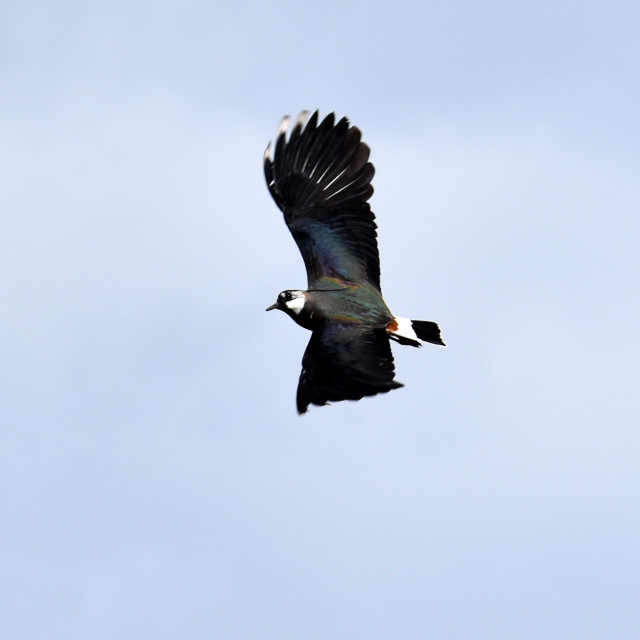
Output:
[296, 322, 403, 414]
[264, 111, 382, 291]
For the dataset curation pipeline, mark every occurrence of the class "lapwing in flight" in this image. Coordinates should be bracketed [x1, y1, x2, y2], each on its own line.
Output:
[265, 111, 445, 414]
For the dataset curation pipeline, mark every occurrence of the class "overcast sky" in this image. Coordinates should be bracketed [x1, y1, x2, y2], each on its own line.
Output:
[2, 1, 639, 638]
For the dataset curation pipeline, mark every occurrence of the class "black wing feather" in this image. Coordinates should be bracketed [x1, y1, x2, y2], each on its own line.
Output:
[296, 322, 403, 414]
[264, 111, 382, 291]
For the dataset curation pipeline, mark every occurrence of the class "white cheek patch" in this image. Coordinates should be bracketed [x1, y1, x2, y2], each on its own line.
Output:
[285, 294, 305, 315]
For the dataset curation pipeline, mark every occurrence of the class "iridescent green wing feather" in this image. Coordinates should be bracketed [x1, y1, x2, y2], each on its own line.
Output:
[264, 111, 382, 292]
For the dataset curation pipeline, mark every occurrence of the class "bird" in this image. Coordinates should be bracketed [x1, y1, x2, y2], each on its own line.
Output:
[264, 111, 445, 414]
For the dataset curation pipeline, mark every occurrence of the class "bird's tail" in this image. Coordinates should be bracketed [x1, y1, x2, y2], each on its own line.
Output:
[387, 317, 446, 347]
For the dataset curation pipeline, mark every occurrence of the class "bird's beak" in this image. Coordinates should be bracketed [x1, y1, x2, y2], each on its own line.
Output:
[266, 302, 278, 311]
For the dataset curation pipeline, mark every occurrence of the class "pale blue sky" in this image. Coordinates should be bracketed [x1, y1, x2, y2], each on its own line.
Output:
[2, 1, 639, 638]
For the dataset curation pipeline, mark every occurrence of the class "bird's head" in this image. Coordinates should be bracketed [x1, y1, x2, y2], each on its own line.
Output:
[266, 290, 306, 317]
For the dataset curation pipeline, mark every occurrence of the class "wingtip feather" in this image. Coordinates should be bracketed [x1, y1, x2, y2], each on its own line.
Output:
[294, 110, 311, 130]
[278, 115, 291, 138]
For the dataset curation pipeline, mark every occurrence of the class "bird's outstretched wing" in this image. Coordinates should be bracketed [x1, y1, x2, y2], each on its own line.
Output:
[296, 322, 403, 414]
[264, 111, 382, 291]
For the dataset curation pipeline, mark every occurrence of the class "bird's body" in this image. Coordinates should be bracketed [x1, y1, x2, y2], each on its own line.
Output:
[265, 111, 445, 414]
[282, 279, 392, 329]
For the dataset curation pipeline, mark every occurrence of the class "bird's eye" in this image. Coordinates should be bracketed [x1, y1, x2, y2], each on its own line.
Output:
[283, 291, 292, 301]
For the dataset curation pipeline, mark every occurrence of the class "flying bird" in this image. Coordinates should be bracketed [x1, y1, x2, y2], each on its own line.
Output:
[264, 111, 445, 414]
